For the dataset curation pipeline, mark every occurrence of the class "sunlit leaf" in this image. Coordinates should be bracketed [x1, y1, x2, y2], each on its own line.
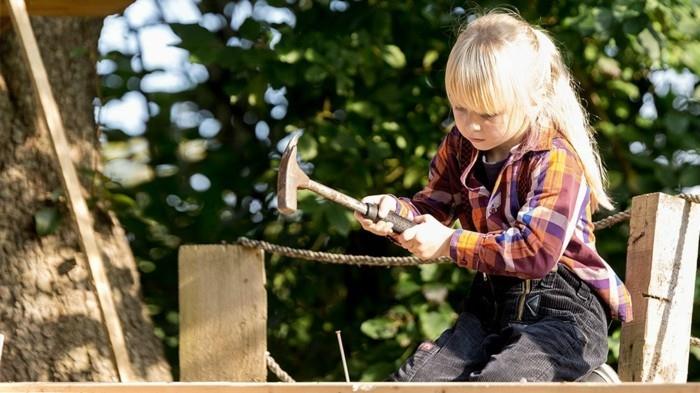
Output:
[383, 45, 406, 69]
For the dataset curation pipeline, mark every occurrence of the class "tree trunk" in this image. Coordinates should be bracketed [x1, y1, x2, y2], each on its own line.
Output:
[0, 17, 171, 381]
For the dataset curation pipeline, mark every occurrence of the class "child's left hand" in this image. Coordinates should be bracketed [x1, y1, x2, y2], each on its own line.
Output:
[395, 214, 454, 260]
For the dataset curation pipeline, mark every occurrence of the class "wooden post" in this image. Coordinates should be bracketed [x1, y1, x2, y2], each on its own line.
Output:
[179, 245, 267, 382]
[618, 193, 700, 382]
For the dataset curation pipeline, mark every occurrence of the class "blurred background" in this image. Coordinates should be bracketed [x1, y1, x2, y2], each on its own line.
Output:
[94, 0, 700, 381]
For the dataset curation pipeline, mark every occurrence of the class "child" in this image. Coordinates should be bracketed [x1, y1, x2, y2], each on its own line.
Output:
[354, 11, 632, 382]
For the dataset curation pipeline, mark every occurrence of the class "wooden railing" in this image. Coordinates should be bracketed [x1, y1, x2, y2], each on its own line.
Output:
[178, 192, 700, 384]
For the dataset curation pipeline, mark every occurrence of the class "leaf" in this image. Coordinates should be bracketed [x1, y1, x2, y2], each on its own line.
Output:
[346, 101, 376, 118]
[35, 207, 61, 236]
[323, 205, 352, 236]
[422, 49, 439, 69]
[637, 29, 660, 64]
[111, 193, 137, 210]
[367, 140, 392, 161]
[395, 272, 421, 299]
[679, 165, 700, 187]
[361, 316, 399, 339]
[304, 65, 328, 83]
[360, 362, 397, 382]
[418, 308, 454, 340]
[663, 112, 690, 134]
[419, 264, 439, 281]
[422, 283, 448, 304]
[622, 15, 648, 35]
[681, 42, 700, 76]
[403, 166, 424, 188]
[608, 80, 639, 100]
[593, 7, 613, 34]
[298, 136, 318, 160]
[238, 18, 264, 41]
[383, 45, 406, 69]
[170, 23, 224, 64]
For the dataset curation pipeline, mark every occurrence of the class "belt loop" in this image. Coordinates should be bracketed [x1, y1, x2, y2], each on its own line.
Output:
[575, 278, 591, 301]
[539, 269, 555, 289]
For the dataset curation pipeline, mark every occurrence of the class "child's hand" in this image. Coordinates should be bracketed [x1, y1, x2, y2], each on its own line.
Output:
[353, 194, 398, 236]
[396, 214, 454, 259]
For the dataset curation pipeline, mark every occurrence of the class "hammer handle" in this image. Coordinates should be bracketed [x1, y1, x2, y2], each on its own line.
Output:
[305, 180, 415, 233]
[365, 203, 415, 234]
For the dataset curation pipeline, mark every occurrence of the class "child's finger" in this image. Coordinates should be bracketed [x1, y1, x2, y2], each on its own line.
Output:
[413, 215, 427, 224]
[379, 221, 394, 234]
[378, 197, 395, 219]
[400, 225, 418, 242]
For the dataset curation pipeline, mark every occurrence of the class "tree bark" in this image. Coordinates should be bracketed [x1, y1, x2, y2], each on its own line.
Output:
[0, 17, 171, 381]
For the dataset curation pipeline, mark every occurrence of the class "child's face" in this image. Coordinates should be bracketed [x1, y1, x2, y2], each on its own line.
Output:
[452, 105, 527, 160]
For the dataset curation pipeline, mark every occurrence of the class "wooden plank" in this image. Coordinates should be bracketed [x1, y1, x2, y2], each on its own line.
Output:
[618, 193, 700, 382]
[0, 0, 131, 16]
[1, 382, 700, 393]
[6, 0, 134, 381]
[179, 245, 267, 382]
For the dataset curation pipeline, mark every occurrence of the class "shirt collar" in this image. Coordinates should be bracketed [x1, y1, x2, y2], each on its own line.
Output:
[508, 125, 558, 161]
[458, 125, 559, 188]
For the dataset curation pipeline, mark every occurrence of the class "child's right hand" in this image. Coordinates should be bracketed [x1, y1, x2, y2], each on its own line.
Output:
[353, 194, 398, 236]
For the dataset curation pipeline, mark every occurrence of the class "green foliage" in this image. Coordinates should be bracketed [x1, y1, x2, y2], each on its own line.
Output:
[100, 0, 700, 381]
[34, 206, 61, 236]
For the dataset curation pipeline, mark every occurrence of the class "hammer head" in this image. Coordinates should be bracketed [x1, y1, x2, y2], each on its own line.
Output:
[277, 133, 310, 215]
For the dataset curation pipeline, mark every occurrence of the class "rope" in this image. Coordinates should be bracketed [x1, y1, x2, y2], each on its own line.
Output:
[237, 193, 699, 267]
[594, 193, 700, 231]
[236, 238, 451, 266]
[266, 351, 296, 382]
[691, 337, 700, 349]
[593, 210, 631, 231]
[679, 193, 700, 204]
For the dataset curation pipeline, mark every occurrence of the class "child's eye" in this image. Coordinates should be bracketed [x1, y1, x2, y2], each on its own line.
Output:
[481, 113, 498, 120]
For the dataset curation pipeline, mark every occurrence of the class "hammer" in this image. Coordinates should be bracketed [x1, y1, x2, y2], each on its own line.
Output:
[277, 134, 415, 233]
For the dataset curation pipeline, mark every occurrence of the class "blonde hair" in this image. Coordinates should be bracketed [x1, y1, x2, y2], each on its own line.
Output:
[445, 10, 614, 211]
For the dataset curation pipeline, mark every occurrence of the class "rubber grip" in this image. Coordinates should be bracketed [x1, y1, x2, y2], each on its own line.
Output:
[365, 203, 415, 234]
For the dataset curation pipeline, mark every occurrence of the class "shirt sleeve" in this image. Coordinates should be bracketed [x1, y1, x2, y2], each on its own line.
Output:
[392, 130, 462, 227]
[449, 145, 589, 279]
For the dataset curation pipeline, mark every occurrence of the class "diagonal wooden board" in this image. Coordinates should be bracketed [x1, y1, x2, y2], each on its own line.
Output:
[5, 0, 134, 381]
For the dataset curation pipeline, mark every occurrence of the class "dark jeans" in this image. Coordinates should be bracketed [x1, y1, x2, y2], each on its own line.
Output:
[389, 264, 609, 382]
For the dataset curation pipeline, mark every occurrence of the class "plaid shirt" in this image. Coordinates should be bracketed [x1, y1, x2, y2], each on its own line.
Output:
[394, 127, 632, 322]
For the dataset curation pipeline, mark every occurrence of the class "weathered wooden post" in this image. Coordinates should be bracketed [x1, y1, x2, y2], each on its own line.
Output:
[179, 245, 267, 381]
[618, 193, 700, 382]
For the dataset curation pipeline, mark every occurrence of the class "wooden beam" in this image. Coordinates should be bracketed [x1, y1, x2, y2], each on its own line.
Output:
[0, 0, 131, 16]
[618, 193, 700, 382]
[179, 245, 267, 382]
[6, 0, 134, 381]
[0, 383, 700, 393]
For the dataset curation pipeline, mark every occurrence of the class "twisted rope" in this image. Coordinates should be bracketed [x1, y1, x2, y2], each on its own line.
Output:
[594, 193, 700, 231]
[593, 210, 631, 231]
[691, 337, 700, 349]
[237, 193, 699, 267]
[679, 193, 700, 204]
[236, 237, 451, 266]
[266, 351, 296, 382]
